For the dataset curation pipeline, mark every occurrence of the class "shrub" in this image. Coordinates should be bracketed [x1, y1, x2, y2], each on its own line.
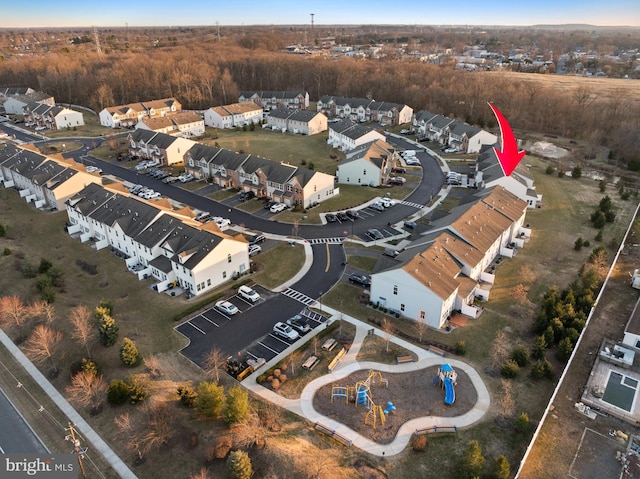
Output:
[515, 411, 531, 434]
[511, 345, 530, 367]
[3, 247, 10, 256]
[411, 434, 427, 451]
[501, 359, 520, 378]
[574, 237, 584, 251]
[119, 338, 142, 367]
[97, 314, 119, 347]
[209, 436, 233, 460]
[531, 336, 547, 360]
[271, 378, 281, 390]
[195, 381, 225, 418]
[556, 337, 574, 362]
[571, 166, 582, 179]
[595, 230, 603, 242]
[226, 450, 253, 479]
[224, 385, 250, 426]
[545, 165, 554, 175]
[460, 440, 485, 479]
[177, 385, 197, 407]
[493, 455, 511, 479]
[599, 180, 607, 192]
[0, 223, 6, 237]
[558, 170, 565, 178]
[128, 379, 148, 404]
[454, 340, 467, 355]
[531, 358, 554, 380]
[107, 380, 131, 405]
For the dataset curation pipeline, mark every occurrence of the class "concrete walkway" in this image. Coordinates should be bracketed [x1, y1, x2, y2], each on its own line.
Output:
[243, 305, 491, 457]
[0, 330, 138, 479]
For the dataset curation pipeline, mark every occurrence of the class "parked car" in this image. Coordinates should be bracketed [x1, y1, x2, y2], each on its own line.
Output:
[239, 191, 256, 201]
[379, 197, 397, 208]
[388, 177, 406, 185]
[178, 173, 194, 183]
[337, 212, 349, 222]
[325, 213, 337, 223]
[163, 176, 179, 183]
[263, 200, 276, 210]
[370, 202, 385, 212]
[404, 157, 420, 166]
[273, 321, 299, 341]
[349, 273, 371, 287]
[270, 203, 286, 213]
[346, 210, 360, 220]
[238, 285, 261, 303]
[366, 229, 384, 240]
[404, 221, 417, 229]
[145, 191, 161, 200]
[391, 167, 407, 174]
[444, 147, 458, 153]
[214, 300, 239, 316]
[248, 244, 262, 257]
[212, 217, 231, 228]
[383, 248, 400, 258]
[286, 315, 310, 334]
[195, 211, 211, 222]
[129, 184, 143, 194]
[249, 233, 265, 245]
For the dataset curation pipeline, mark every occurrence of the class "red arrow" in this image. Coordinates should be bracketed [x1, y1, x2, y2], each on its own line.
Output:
[488, 102, 526, 176]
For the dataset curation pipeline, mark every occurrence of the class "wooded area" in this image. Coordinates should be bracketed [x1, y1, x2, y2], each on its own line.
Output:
[1, 27, 638, 161]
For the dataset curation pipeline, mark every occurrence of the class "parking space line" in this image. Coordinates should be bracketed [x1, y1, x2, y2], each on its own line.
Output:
[199, 314, 219, 327]
[270, 333, 292, 346]
[245, 350, 259, 359]
[258, 341, 279, 354]
[188, 322, 206, 334]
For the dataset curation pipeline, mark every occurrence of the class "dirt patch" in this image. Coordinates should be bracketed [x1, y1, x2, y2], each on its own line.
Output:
[312, 366, 478, 444]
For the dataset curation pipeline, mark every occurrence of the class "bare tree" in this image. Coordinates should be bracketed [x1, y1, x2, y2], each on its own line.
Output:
[22, 325, 63, 371]
[511, 284, 530, 306]
[190, 468, 211, 479]
[66, 370, 107, 413]
[490, 331, 510, 369]
[139, 402, 174, 456]
[114, 413, 143, 461]
[203, 348, 226, 383]
[381, 317, 394, 353]
[69, 305, 96, 358]
[413, 316, 428, 343]
[0, 295, 29, 333]
[499, 379, 515, 418]
[287, 350, 302, 376]
[143, 355, 162, 379]
[30, 299, 56, 324]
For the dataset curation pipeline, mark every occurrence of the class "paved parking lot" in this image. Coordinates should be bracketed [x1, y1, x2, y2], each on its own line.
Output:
[175, 286, 328, 367]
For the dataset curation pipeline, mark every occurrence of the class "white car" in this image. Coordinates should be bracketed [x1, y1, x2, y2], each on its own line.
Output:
[273, 321, 299, 341]
[238, 285, 261, 303]
[270, 203, 286, 214]
[379, 197, 396, 208]
[404, 157, 420, 166]
[248, 244, 262, 257]
[215, 300, 239, 316]
[134, 161, 151, 171]
[145, 192, 161, 200]
[444, 147, 458, 153]
[178, 173, 194, 183]
[212, 217, 231, 228]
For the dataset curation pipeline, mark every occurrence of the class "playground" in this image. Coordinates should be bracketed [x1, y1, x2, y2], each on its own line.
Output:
[312, 365, 478, 444]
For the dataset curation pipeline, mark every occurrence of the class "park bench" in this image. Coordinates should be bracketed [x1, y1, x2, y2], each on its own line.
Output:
[396, 355, 414, 364]
[314, 422, 353, 447]
[428, 345, 446, 357]
[327, 347, 347, 372]
[322, 338, 337, 351]
[302, 355, 319, 371]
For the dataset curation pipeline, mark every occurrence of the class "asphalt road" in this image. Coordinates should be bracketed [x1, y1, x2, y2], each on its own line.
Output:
[0, 387, 48, 453]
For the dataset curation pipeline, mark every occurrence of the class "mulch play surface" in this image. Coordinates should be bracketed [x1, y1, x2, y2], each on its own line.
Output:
[312, 365, 478, 444]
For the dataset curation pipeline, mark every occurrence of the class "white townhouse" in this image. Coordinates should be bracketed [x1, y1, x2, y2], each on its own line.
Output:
[99, 98, 182, 128]
[413, 110, 438, 138]
[423, 114, 456, 144]
[204, 102, 263, 129]
[2, 91, 55, 115]
[238, 91, 309, 110]
[474, 146, 542, 208]
[184, 144, 249, 186]
[446, 122, 497, 154]
[24, 102, 85, 130]
[136, 111, 204, 138]
[367, 101, 413, 126]
[265, 108, 328, 135]
[318, 96, 373, 122]
[336, 139, 395, 187]
[0, 143, 100, 210]
[128, 129, 196, 167]
[370, 187, 529, 329]
[65, 184, 250, 297]
[286, 167, 337, 209]
[328, 119, 385, 152]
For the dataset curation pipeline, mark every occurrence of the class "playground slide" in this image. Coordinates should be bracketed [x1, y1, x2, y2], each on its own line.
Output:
[444, 376, 455, 405]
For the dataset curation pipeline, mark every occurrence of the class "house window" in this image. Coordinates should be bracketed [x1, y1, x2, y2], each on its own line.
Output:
[636, 340, 640, 349]
[222, 271, 227, 279]
[419, 310, 426, 320]
[363, 169, 367, 175]
[228, 254, 232, 263]
[207, 279, 211, 286]
[393, 285, 398, 295]
[401, 304, 405, 312]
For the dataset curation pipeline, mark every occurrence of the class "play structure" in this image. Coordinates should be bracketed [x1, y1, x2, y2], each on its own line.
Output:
[433, 364, 458, 405]
[331, 369, 393, 429]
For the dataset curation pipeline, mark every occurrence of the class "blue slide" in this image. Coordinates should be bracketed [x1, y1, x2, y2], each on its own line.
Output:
[444, 376, 455, 405]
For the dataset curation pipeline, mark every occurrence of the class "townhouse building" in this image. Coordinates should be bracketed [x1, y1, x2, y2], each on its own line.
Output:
[128, 129, 196, 167]
[265, 108, 328, 135]
[204, 102, 263, 129]
[24, 101, 85, 130]
[136, 111, 205, 138]
[238, 91, 309, 110]
[99, 98, 182, 128]
[327, 119, 385, 152]
[336, 139, 395, 187]
[318, 96, 413, 126]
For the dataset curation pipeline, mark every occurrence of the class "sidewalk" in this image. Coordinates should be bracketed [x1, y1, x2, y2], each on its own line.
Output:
[0, 330, 138, 479]
[243, 305, 491, 457]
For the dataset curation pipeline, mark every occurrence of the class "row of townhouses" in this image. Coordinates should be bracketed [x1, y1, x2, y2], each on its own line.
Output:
[327, 118, 386, 152]
[264, 108, 327, 136]
[1, 88, 85, 131]
[336, 139, 396, 187]
[135, 111, 205, 138]
[370, 186, 530, 330]
[99, 98, 182, 128]
[238, 91, 309, 110]
[0, 143, 101, 210]
[413, 110, 498, 154]
[65, 183, 250, 298]
[317, 96, 414, 126]
[204, 102, 264, 129]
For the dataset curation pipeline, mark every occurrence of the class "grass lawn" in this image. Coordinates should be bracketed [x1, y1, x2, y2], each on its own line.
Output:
[44, 114, 113, 139]
[250, 242, 306, 290]
[346, 254, 378, 272]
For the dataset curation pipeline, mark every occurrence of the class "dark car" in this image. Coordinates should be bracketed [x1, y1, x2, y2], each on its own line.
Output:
[286, 315, 311, 334]
[263, 200, 276, 210]
[392, 167, 407, 174]
[325, 213, 337, 223]
[349, 273, 371, 287]
[404, 221, 417, 229]
[249, 233, 265, 245]
[366, 229, 384, 240]
[346, 210, 360, 220]
[337, 212, 349, 222]
[239, 191, 255, 201]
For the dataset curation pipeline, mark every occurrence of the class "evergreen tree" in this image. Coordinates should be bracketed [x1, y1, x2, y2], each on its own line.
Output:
[492, 454, 511, 479]
[195, 381, 225, 418]
[119, 338, 142, 367]
[226, 450, 253, 479]
[97, 313, 119, 347]
[461, 440, 485, 479]
[224, 385, 250, 426]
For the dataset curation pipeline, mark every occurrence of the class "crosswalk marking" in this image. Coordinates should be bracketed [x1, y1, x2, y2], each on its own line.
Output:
[307, 237, 345, 245]
[400, 200, 425, 209]
[281, 288, 316, 306]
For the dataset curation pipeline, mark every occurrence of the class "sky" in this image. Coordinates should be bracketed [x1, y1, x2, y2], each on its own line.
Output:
[3, 0, 640, 28]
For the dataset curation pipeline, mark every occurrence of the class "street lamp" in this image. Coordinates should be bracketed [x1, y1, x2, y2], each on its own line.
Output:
[319, 291, 323, 312]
